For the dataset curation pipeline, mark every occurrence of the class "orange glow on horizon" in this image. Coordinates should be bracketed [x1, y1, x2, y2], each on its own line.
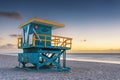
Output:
[1, 36, 120, 51]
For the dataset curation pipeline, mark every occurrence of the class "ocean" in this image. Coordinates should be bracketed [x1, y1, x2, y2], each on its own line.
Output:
[67, 53, 120, 64]
[1, 52, 120, 64]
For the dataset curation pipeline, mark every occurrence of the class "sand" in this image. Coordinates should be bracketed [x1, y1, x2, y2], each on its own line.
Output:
[0, 54, 120, 80]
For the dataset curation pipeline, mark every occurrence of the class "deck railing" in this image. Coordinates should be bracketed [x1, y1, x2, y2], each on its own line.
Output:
[18, 37, 22, 48]
[18, 34, 72, 49]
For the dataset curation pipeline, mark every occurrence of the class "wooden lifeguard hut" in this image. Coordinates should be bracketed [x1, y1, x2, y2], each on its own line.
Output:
[18, 18, 72, 71]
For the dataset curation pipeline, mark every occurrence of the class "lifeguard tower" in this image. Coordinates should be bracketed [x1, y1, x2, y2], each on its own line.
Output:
[18, 18, 72, 71]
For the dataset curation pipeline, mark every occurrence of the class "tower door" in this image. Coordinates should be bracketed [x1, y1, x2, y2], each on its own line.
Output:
[29, 34, 33, 45]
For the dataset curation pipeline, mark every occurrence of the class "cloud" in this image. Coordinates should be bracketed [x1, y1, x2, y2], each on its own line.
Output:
[0, 43, 16, 49]
[0, 37, 3, 42]
[0, 37, 2, 40]
[9, 34, 20, 38]
[0, 11, 22, 20]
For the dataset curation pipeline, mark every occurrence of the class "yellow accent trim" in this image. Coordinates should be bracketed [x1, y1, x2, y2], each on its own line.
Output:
[44, 36, 46, 47]
[33, 34, 35, 46]
[19, 18, 65, 29]
[34, 34, 72, 48]
[18, 37, 22, 48]
[18, 34, 72, 49]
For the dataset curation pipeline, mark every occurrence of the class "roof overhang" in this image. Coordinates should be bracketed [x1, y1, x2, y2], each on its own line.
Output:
[19, 18, 65, 29]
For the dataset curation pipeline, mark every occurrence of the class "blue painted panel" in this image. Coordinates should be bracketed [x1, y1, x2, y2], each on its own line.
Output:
[18, 53, 39, 64]
[31, 23, 52, 47]
[18, 53, 23, 62]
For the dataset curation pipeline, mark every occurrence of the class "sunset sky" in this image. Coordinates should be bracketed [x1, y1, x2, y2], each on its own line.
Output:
[0, 0, 120, 53]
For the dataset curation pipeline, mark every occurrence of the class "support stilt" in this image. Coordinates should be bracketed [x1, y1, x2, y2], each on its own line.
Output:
[63, 50, 66, 68]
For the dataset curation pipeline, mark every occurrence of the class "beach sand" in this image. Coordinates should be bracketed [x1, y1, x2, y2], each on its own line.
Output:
[0, 54, 120, 80]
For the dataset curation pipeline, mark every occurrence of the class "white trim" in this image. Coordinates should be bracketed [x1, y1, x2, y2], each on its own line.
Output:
[33, 28, 41, 42]
[25, 24, 30, 44]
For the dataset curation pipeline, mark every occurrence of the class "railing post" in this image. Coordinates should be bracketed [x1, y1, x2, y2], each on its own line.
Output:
[18, 38, 19, 48]
[57, 37, 60, 46]
[70, 39, 72, 48]
[44, 36, 46, 47]
[21, 38, 22, 47]
[62, 39, 64, 48]
[63, 50, 66, 68]
[18, 37, 22, 48]
[70, 39, 72, 49]
[33, 34, 35, 46]
[55, 37, 56, 47]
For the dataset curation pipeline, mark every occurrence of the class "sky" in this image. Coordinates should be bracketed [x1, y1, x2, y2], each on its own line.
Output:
[0, 0, 120, 53]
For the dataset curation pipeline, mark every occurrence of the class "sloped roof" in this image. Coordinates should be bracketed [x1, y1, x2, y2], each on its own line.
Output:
[19, 18, 65, 29]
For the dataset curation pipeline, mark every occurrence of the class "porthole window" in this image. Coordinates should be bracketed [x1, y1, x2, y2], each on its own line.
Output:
[34, 25, 38, 29]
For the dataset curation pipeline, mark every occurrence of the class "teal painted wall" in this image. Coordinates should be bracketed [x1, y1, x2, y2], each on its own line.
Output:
[22, 22, 52, 53]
